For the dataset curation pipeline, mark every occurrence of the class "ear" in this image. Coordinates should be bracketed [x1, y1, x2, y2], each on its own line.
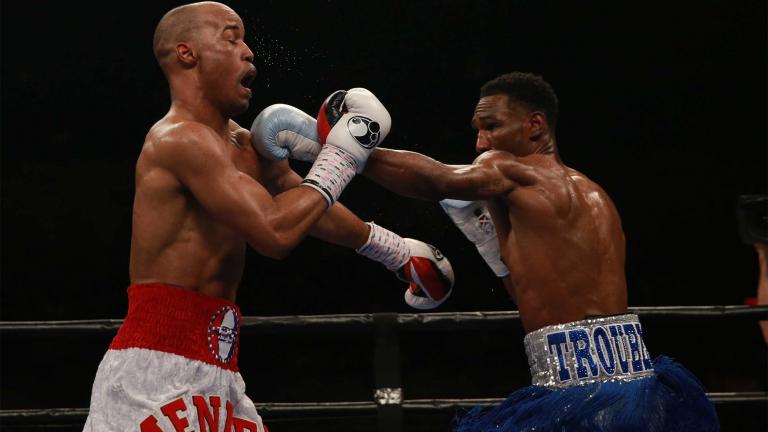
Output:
[175, 42, 197, 67]
[527, 111, 547, 141]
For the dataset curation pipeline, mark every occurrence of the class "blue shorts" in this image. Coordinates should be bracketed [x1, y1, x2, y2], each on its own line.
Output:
[453, 355, 719, 432]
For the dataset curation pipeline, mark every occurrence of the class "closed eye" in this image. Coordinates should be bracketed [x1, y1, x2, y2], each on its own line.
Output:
[222, 24, 242, 44]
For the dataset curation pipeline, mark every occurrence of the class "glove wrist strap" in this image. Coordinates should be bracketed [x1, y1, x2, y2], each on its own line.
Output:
[356, 222, 410, 271]
[301, 145, 357, 207]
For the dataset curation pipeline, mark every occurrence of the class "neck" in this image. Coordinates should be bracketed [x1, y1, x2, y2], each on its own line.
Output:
[168, 78, 229, 135]
[533, 133, 560, 162]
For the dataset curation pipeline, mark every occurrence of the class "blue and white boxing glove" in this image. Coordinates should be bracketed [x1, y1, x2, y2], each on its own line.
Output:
[440, 199, 510, 277]
[250, 104, 322, 162]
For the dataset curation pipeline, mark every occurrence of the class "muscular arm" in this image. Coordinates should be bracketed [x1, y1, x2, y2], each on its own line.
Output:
[262, 158, 370, 249]
[155, 122, 329, 259]
[363, 148, 536, 201]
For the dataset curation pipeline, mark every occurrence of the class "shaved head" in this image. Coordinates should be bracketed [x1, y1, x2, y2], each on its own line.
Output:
[152, 2, 234, 73]
[152, 1, 254, 116]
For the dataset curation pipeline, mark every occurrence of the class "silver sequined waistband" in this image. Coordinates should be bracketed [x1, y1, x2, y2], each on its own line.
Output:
[523, 314, 654, 388]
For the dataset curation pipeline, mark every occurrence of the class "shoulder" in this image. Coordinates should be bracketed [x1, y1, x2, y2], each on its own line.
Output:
[472, 150, 539, 172]
[471, 150, 542, 183]
[472, 150, 515, 166]
[153, 121, 219, 152]
[145, 121, 226, 167]
[567, 168, 613, 201]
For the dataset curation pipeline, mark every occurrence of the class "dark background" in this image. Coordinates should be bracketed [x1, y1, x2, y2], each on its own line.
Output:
[1, 0, 766, 430]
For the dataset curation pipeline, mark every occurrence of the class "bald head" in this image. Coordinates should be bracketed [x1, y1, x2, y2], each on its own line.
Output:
[152, 2, 235, 73]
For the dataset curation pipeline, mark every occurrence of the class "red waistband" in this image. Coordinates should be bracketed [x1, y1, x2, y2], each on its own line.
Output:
[110, 283, 241, 372]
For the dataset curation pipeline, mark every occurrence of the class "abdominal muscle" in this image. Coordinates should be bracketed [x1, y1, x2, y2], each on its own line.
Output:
[129, 159, 246, 302]
[501, 230, 627, 333]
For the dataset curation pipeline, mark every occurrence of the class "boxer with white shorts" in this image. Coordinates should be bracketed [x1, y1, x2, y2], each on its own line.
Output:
[83, 2, 453, 430]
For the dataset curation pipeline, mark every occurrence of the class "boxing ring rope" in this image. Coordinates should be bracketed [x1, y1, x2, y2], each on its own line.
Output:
[3, 305, 767, 332]
[2, 305, 767, 428]
[2, 392, 767, 422]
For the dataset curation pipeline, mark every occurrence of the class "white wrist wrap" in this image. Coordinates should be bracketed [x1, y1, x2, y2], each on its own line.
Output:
[356, 222, 410, 271]
[301, 145, 358, 207]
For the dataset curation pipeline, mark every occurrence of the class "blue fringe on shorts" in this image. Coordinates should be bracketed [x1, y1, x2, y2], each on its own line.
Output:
[453, 356, 719, 432]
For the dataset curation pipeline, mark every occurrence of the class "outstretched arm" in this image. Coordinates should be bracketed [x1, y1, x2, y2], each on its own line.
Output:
[363, 148, 536, 201]
[247, 104, 532, 202]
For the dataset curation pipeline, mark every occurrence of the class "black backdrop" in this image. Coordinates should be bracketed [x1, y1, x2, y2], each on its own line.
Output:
[1, 0, 766, 430]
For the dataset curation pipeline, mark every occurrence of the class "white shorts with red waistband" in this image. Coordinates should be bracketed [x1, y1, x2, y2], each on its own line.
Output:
[83, 283, 266, 432]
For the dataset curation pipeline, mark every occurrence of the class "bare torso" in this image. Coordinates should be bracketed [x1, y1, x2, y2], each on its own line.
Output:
[488, 154, 627, 333]
[129, 115, 266, 301]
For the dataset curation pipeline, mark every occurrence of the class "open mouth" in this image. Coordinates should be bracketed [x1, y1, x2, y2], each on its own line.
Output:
[240, 68, 257, 89]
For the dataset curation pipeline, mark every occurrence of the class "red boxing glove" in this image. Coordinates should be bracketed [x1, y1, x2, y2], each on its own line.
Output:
[356, 223, 454, 310]
[397, 239, 455, 310]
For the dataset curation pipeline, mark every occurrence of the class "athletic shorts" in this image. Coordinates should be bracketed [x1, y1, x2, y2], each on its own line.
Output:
[83, 283, 266, 432]
[453, 314, 719, 431]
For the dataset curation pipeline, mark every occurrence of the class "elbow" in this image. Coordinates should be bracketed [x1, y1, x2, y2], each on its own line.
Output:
[263, 243, 292, 260]
[270, 235, 294, 259]
[431, 181, 450, 201]
[248, 231, 295, 260]
[406, 170, 448, 201]
[428, 164, 473, 201]
[430, 174, 456, 201]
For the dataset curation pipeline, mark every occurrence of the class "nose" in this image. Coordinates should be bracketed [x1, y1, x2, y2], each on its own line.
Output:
[475, 131, 491, 154]
[243, 43, 254, 63]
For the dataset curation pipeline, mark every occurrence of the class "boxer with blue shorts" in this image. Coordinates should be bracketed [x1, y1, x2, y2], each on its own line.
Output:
[261, 72, 720, 431]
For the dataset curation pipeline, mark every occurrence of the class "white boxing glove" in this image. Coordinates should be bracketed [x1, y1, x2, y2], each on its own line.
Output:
[440, 199, 510, 277]
[249, 104, 322, 162]
[317, 88, 391, 173]
[356, 222, 454, 310]
[300, 88, 391, 206]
